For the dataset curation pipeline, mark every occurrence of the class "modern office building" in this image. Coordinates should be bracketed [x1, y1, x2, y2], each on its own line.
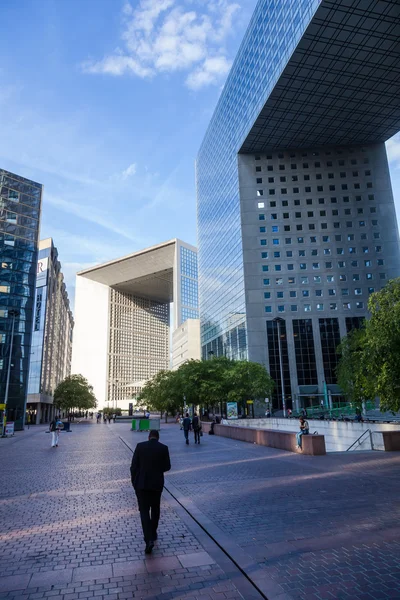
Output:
[72, 239, 198, 410]
[172, 318, 201, 370]
[197, 0, 400, 410]
[0, 169, 43, 429]
[27, 238, 74, 423]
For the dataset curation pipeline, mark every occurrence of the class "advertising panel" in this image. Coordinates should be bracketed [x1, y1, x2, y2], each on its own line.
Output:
[227, 402, 238, 419]
[36, 257, 49, 287]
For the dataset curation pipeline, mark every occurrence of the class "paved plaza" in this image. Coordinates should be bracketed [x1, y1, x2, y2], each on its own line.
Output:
[1, 421, 400, 600]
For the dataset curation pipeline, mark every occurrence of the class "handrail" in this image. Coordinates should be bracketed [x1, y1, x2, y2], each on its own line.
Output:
[346, 428, 371, 451]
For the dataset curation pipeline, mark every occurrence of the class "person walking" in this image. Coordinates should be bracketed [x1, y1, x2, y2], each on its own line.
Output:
[182, 412, 191, 445]
[49, 417, 61, 448]
[130, 430, 171, 555]
[192, 413, 202, 444]
[296, 416, 309, 449]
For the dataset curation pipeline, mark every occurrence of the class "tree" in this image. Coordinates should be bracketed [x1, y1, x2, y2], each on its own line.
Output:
[54, 374, 97, 413]
[226, 360, 275, 413]
[139, 370, 183, 421]
[336, 278, 400, 413]
[337, 328, 367, 407]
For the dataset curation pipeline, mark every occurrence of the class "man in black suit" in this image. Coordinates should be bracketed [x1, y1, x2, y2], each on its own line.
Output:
[130, 430, 171, 554]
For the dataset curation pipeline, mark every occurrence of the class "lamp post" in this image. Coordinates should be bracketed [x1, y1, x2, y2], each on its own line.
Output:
[273, 317, 286, 417]
[2, 309, 20, 436]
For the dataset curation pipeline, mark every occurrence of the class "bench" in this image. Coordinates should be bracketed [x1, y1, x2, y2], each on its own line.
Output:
[201, 422, 326, 455]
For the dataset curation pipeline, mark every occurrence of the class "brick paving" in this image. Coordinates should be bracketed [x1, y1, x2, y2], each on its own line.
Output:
[0, 423, 247, 600]
[119, 423, 400, 600]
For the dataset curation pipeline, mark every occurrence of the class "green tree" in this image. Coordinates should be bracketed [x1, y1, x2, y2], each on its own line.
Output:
[337, 328, 367, 408]
[336, 278, 400, 413]
[54, 374, 97, 413]
[226, 360, 275, 412]
[139, 370, 183, 421]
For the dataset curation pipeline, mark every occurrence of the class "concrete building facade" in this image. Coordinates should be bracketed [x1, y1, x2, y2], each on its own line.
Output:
[72, 239, 198, 410]
[0, 169, 42, 429]
[27, 238, 74, 423]
[172, 318, 201, 370]
[196, 0, 400, 410]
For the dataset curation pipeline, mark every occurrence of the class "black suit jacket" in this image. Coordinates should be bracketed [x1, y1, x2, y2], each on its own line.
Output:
[130, 439, 171, 492]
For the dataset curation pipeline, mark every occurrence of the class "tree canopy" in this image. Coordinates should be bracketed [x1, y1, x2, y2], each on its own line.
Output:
[336, 278, 400, 412]
[138, 357, 274, 416]
[54, 374, 97, 413]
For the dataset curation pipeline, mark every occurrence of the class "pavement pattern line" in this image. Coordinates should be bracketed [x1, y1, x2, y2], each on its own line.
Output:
[0, 421, 248, 600]
[117, 435, 266, 600]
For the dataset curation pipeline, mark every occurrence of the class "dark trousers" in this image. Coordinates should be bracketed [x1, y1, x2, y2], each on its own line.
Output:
[135, 489, 162, 543]
[194, 429, 200, 443]
[184, 429, 189, 442]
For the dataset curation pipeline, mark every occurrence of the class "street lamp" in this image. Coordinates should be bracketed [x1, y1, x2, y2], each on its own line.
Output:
[273, 317, 286, 418]
[2, 309, 20, 436]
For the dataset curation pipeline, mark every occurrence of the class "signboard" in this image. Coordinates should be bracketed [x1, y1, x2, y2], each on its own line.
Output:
[246, 400, 254, 405]
[227, 402, 238, 420]
[5, 422, 14, 436]
[34, 290, 43, 331]
[36, 257, 49, 287]
[0, 404, 5, 410]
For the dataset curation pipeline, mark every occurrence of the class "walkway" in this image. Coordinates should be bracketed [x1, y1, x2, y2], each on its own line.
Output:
[1, 421, 399, 600]
[0, 422, 254, 600]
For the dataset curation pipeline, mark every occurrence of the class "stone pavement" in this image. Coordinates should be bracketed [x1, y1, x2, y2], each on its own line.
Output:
[0, 422, 256, 600]
[119, 423, 400, 600]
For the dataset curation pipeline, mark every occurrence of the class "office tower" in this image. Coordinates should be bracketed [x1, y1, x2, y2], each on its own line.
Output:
[0, 169, 43, 429]
[27, 238, 74, 423]
[196, 0, 400, 410]
[72, 239, 198, 410]
[172, 318, 201, 370]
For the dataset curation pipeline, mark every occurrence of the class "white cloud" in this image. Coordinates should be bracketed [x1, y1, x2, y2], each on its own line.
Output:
[81, 0, 240, 89]
[121, 162, 137, 179]
[387, 134, 400, 169]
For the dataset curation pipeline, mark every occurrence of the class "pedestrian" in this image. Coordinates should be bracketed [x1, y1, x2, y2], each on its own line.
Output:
[301, 407, 308, 418]
[192, 413, 202, 444]
[296, 416, 309, 449]
[49, 417, 61, 448]
[113, 413, 116, 423]
[182, 412, 191, 445]
[130, 429, 171, 555]
[96, 412, 100, 423]
[287, 408, 292, 418]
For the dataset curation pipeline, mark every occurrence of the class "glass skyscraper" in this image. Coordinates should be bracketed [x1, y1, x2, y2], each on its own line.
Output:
[0, 169, 42, 429]
[197, 0, 400, 409]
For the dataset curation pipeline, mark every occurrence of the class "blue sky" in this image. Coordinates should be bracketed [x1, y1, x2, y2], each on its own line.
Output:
[1, 0, 400, 308]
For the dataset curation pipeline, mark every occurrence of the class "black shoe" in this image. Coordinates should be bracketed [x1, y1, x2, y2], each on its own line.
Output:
[145, 541, 154, 554]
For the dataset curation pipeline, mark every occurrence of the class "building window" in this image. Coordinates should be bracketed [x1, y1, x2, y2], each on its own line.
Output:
[262, 265, 269, 272]
[265, 306, 272, 313]
[319, 318, 340, 384]
[261, 252, 268, 259]
[258, 202, 265, 208]
[260, 239, 267, 246]
[259, 214, 265, 220]
[260, 227, 266, 233]
[267, 320, 291, 410]
[264, 292, 271, 299]
[293, 319, 318, 385]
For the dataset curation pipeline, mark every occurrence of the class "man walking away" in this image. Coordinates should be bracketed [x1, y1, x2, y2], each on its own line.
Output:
[183, 413, 191, 445]
[130, 430, 171, 554]
[192, 413, 202, 444]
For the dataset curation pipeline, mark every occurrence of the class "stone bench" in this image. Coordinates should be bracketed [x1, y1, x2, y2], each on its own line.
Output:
[201, 422, 326, 455]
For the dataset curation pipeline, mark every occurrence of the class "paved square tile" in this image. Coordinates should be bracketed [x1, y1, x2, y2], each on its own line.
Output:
[178, 552, 215, 568]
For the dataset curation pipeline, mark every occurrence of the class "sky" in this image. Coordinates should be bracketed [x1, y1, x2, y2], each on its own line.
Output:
[1, 0, 400, 310]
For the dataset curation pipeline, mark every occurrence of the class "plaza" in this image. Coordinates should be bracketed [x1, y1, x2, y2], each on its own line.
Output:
[1, 420, 399, 600]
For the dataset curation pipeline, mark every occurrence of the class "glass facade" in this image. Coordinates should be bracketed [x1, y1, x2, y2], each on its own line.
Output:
[266, 320, 291, 410]
[0, 169, 42, 429]
[319, 318, 341, 384]
[197, 0, 322, 358]
[293, 319, 318, 386]
[179, 245, 199, 326]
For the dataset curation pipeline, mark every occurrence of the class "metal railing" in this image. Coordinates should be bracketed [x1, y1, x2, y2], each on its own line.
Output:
[346, 428, 371, 451]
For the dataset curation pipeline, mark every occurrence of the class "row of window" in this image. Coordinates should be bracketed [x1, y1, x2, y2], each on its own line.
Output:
[260, 231, 381, 246]
[263, 270, 386, 281]
[261, 259, 383, 271]
[265, 288, 368, 299]
[255, 171, 371, 184]
[264, 275, 379, 287]
[259, 208, 376, 221]
[256, 183, 373, 196]
[261, 249, 382, 258]
[257, 195, 375, 208]
[265, 302, 365, 313]
[254, 154, 370, 165]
